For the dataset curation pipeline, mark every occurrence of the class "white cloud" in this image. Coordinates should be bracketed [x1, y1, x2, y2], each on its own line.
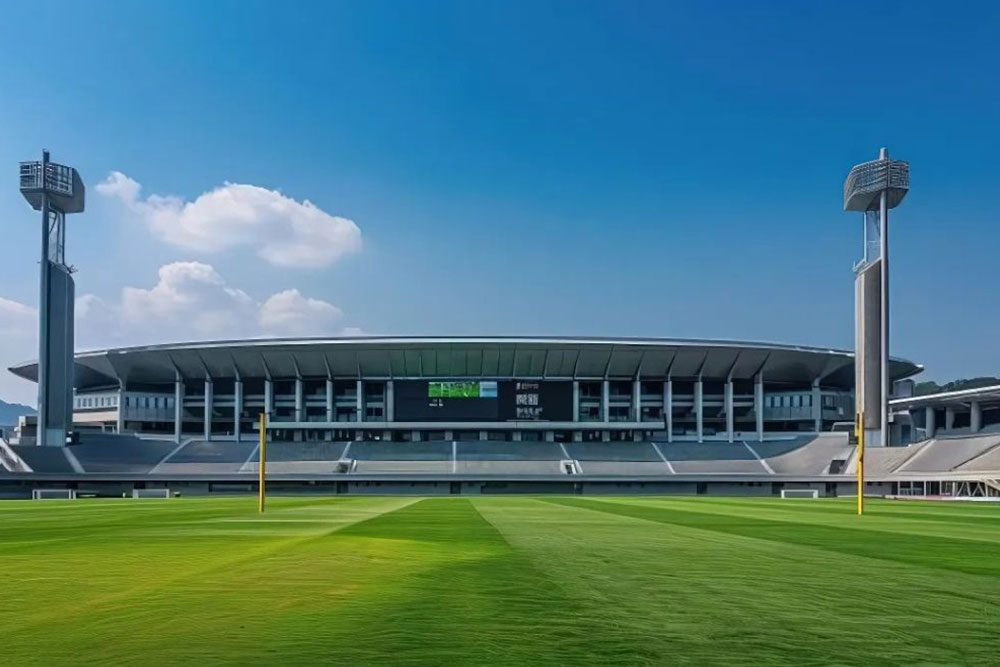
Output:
[258, 289, 342, 336]
[0, 297, 38, 406]
[119, 262, 254, 339]
[89, 261, 348, 343]
[0, 297, 36, 339]
[0, 263, 360, 404]
[96, 172, 363, 268]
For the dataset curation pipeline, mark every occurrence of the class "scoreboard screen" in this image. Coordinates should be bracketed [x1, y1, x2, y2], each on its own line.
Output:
[394, 380, 573, 422]
[498, 381, 573, 422]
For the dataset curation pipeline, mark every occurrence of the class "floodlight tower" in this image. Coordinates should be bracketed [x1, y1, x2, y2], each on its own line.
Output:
[19, 151, 85, 446]
[844, 148, 909, 450]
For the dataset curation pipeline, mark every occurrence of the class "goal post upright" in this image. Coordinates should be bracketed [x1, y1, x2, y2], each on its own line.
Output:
[258, 411, 267, 514]
[857, 411, 865, 515]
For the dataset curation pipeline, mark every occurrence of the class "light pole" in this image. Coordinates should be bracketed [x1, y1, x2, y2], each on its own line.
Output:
[844, 148, 908, 511]
[19, 151, 85, 446]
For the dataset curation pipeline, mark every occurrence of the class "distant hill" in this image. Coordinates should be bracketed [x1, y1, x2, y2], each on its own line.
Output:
[0, 399, 35, 425]
[914, 377, 1000, 396]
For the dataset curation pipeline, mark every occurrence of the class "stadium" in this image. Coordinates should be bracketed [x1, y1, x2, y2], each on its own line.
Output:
[5, 142, 1000, 667]
[0, 335, 925, 493]
[3, 334, 1000, 500]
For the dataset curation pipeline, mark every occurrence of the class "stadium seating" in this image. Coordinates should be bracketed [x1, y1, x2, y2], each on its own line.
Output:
[9, 445, 76, 473]
[450, 441, 567, 475]
[565, 442, 670, 475]
[564, 442, 662, 462]
[350, 441, 452, 461]
[9, 429, 1000, 480]
[756, 434, 852, 475]
[453, 460, 566, 475]
[896, 435, 1000, 474]
[457, 441, 564, 461]
[344, 441, 453, 473]
[955, 440, 1000, 473]
[239, 440, 350, 474]
[575, 461, 672, 475]
[246, 440, 349, 462]
[152, 440, 257, 475]
[70, 434, 178, 474]
[846, 444, 923, 476]
[354, 460, 454, 474]
[657, 442, 767, 474]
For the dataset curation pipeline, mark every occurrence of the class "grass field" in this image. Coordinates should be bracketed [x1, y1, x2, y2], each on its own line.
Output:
[2, 495, 998, 666]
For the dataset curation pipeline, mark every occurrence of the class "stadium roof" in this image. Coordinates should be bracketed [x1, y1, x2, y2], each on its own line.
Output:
[8, 336, 922, 391]
[890, 384, 1000, 410]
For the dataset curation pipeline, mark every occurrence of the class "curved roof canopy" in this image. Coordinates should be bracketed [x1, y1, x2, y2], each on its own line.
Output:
[8, 336, 921, 391]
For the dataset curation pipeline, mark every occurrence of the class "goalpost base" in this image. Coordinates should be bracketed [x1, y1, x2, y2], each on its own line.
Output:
[31, 489, 77, 500]
[780, 489, 819, 499]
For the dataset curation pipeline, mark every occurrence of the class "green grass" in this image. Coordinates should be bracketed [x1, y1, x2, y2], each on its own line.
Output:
[2, 496, 999, 666]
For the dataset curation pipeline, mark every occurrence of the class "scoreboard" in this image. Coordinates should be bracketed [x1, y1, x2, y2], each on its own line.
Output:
[394, 380, 573, 422]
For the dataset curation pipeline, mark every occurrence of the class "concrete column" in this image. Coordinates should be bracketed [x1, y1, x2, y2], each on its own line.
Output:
[411, 430, 421, 441]
[544, 431, 554, 442]
[695, 378, 704, 443]
[117, 380, 125, 434]
[174, 376, 184, 444]
[665, 379, 673, 443]
[386, 380, 394, 422]
[971, 401, 982, 433]
[203, 379, 213, 441]
[725, 380, 734, 443]
[264, 379, 273, 417]
[356, 380, 363, 422]
[632, 379, 641, 422]
[294, 378, 304, 423]
[512, 431, 522, 442]
[812, 379, 822, 433]
[925, 406, 936, 439]
[944, 406, 955, 431]
[572, 431, 583, 442]
[754, 374, 764, 442]
[572, 381, 580, 422]
[602, 380, 610, 422]
[325, 379, 334, 422]
[234, 379, 243, 442]
[479, 430, 488, 441]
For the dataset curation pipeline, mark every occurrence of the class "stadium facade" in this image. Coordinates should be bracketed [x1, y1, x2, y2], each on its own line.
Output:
[9, 336, 920, 444]
[5, 338, 1000, 500]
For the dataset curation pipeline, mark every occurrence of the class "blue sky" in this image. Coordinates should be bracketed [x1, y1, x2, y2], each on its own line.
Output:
[0, 0, 998, 404]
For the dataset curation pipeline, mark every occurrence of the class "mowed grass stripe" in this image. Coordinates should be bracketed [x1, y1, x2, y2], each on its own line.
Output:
[476, 496, 1000, 666]
[2, 496, 419, 642]
[616, 496, 1000, 545]
[310, 497, 639, 666]
[670, 495, 1000, 529]
[544, 497, 1000, 578]
[4, 496, 1000, 666]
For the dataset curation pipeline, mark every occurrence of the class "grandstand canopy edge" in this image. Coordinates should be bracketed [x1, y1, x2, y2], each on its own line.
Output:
[7, 336, 922, 391]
